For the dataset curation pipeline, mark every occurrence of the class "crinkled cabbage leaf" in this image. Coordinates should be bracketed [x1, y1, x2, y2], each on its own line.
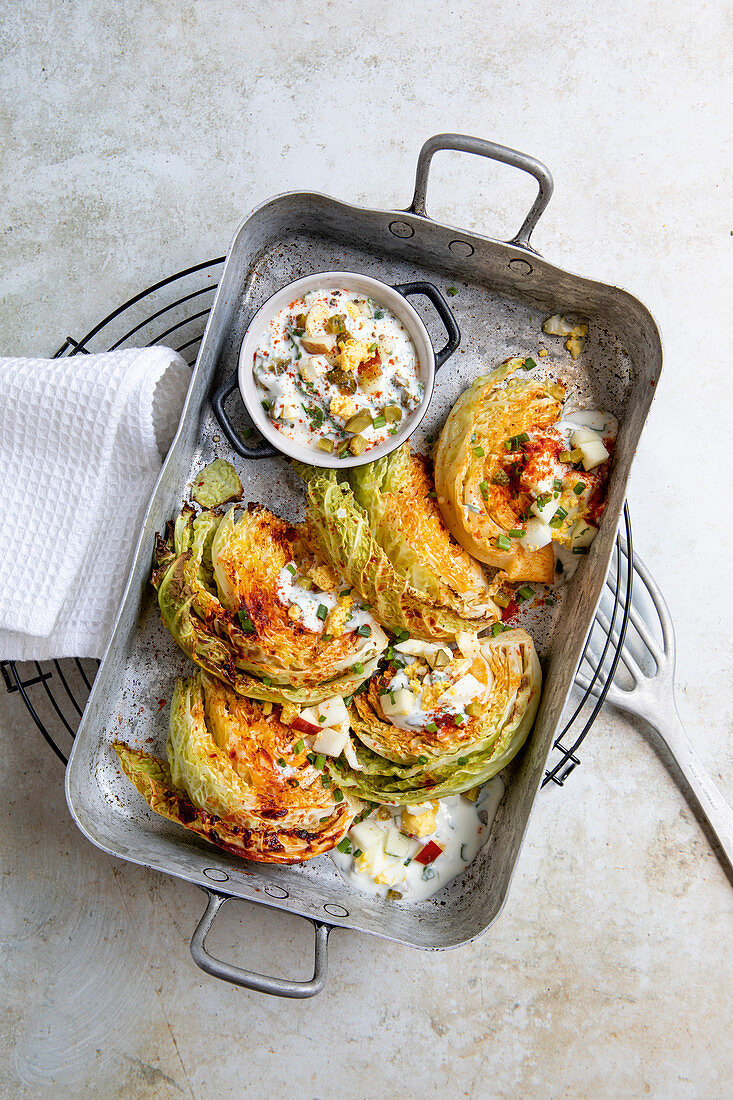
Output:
[330, 628, 541, 803]
[349, 443, 500, 624]
[191, 458, 243, 509]
[152, 503, 387, 705]
[294, 463, 487, 641]
[434, 359, 565, 577]
[115, 673, 357, 863]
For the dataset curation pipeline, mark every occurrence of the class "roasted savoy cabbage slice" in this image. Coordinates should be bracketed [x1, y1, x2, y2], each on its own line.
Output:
[152, 502, 387, 705]
[294, 462, 496, 641]
[348, 443, 500, 624]
[330, 628, 541, 804]
[115, 673, 358, 863]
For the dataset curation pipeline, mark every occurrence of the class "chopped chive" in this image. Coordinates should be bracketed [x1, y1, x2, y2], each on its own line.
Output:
[319, 816, 331, 823]
[316, 603, 328, 620]
[447, 286, 458, 296]
[516, 432, 530, 444]
[354, 848, 363, 858]
[293, 739, 304, 753]
[372, 415, 387, 429]
[473, 445, 485, 457]
[573, 481, 587, 495]
[457, 756, 468, 764]
[356, 624, 371, 638]
[495, 534, 512, 551]
[418, 754, 429, 763]
[523, 356, 537, 370]
[454, 714, 465, 726]
[261, 675, 272, 686]
[277, 757, 286, 766]
[491, 622, 503, 637]
[306, 751, 316, 764]
[287, 778, 300, 788]
[572, 546, 589, 554]
[336, 837, 352, 854]
[504, 439, 515, 452]
[321, 774, 332, 787]
[517, 585, 535, 601]
[425, 723, 438, 733]
[340, 588, 351, 597]
[394, 630, 409, 643]
[354, 662, 364, 674]
[315, 753, 326, 770]
[261, 398, 271, 412]
[389, 691, 396, 705]
[334, 788, 344, 802]
[374, 309, 385, 319]
[508, 528, 526, 538]
[286, 563, 296, 575]
[549, 509, 568, 529]
[321, 633, 333, 642]
[554, 478, 563, 491]
[479, 480, 489, 500]
[237, 609, 255, 633]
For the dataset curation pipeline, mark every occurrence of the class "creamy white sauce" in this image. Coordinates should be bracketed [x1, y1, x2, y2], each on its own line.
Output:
[331, 778, 505, 902]
[253, 288, 422, 457]
[275, 564, 380, 636]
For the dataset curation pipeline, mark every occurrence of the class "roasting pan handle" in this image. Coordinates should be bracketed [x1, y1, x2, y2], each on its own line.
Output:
[409, 133, 554, 252]
[211, 371, 278, 459]
[190, 889, 331, 998]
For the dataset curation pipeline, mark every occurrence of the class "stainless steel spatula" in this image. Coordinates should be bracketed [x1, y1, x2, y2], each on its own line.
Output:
[575, 548, 733, 872]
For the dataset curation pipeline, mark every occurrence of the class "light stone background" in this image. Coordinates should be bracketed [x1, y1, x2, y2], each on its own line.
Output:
[1, 2, 732, 1098]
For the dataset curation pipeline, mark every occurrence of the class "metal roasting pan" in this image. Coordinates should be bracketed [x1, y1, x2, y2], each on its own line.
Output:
[65, 135, 662, 998]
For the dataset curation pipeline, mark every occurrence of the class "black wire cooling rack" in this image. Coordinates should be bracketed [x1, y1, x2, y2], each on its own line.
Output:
[1, 257, 633, 785]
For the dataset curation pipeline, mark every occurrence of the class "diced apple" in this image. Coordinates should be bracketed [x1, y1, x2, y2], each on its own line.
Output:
[437, 673, 484, 709]
[523, 517, 553, 551]
[313, 726, 348, 757]
[315, 696, 350, 734]
[350, 820, 384, 851]
[531, 495, 562, 523]
[570, 427, 600, 447]
[290, 714, 321, 738]
[578, 438, 609, 471]
[385, 829, 417, 860]
[571, 519, 598, 550]
[380, 688, 416, 718]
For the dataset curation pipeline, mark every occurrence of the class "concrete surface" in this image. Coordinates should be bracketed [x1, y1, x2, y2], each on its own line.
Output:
[1, 1, 732, 1097]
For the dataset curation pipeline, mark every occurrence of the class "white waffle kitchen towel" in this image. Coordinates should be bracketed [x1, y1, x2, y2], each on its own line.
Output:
[0, 347, 191, 660]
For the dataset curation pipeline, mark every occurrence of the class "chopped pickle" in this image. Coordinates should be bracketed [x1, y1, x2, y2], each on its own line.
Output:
[326, 368, 357, 395]
[317, 437, 335, 453]
[494, 591, 511, 609]
[383, 404, 402, 423]
[325, 314, 348, 334]
[462, 783, 482, 801]
[432, 648, 451, 668]
[569, 447, 583, 463]
[348, 434, 368, 456]
[297, 577, 314, 590]
[295, 313, 307, 329]
[344, 410, 373, 434]
[268, 357, 290, 376]
[465, 701, 484, 718]
[558, 450, 572, 463]
[492, 469, 510, 487]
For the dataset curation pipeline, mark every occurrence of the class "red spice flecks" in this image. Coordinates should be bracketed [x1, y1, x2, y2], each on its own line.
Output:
[501, 598, 519, 621]
[157, 698, 167, 711]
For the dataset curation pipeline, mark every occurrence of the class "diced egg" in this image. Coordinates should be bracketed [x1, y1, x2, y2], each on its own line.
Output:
[523, 516, 553, 551]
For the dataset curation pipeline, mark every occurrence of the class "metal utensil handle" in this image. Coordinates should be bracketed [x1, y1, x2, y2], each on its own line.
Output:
[392, 280, 461, 368]
[190, 890, 331, 998]
[409, 133, 554, 251]
[640, 707, 733, 869]
[210, 371, 277, 460]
